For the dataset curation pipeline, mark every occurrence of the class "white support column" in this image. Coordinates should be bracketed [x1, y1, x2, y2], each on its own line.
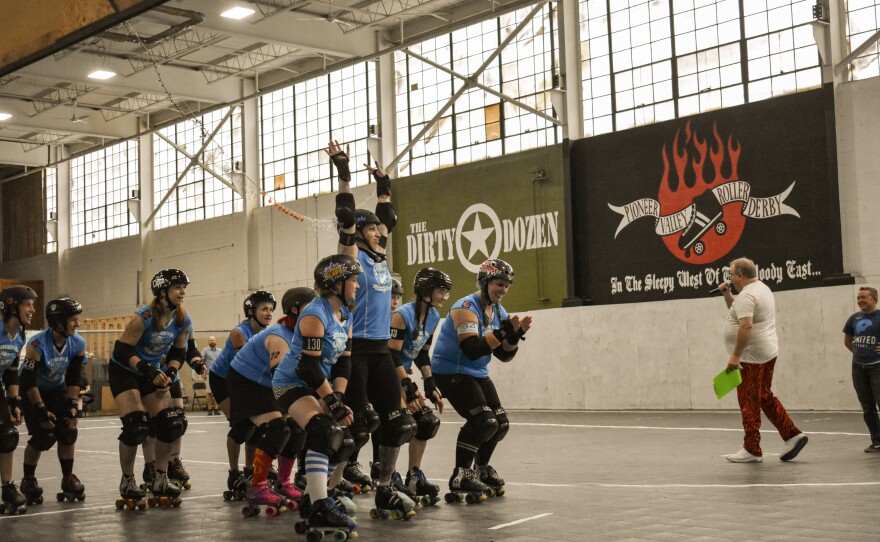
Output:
[376, 53, 399, 177]
[56, 146, 71, 294]
[138, 130, 154, 306]
[557, 0, 584, 140]
[242, 79, 262, 290]
[829, 0, 849, 87]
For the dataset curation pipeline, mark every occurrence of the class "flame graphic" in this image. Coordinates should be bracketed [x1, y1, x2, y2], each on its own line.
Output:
[657, 121, 745, 264]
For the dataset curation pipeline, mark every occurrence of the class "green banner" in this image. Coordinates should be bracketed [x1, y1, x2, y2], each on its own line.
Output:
[392, 145, 567, 314]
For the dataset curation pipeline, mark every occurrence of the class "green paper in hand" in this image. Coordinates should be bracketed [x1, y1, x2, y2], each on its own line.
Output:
[713, 368, 742, 399]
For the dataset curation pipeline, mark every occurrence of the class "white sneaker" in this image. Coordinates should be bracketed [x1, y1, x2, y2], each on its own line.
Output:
[780, 433, 808, 461]
[725, 448, 762, 463]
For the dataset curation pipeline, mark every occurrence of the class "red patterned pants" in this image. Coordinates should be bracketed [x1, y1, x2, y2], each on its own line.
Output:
[736, 358, 800, 456]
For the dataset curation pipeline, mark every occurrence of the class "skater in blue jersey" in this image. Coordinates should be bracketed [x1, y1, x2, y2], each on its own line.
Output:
[110, 269, 200, 506]
[432, 259, 531, 500]
[0, 286, 37, 514]
[210, 290, 276, 497]
[327, 140, 418, 518]
[19, 298, 86, 505]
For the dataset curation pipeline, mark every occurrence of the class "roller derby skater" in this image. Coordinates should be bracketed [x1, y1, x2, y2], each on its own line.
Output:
[19, 297, 88, 506]
[116, 473, 146, 511]
[109, 269, 197, 511]
[431, 260, 530, 504]
[273, 256, 362, 536]
[0, 286, 36, 515]
[329, 142, 418, 523]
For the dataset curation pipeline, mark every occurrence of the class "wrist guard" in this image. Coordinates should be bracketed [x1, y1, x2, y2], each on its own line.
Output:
[137, 360, 162, 381]
[322, 392, 347, 423]
[330, 152, 351, 181]
[401, 377, 418, 403]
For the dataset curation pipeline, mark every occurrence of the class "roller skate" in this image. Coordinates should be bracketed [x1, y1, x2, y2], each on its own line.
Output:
[168, 458, 191, 490]
[444, 467, 487, 504]
[343, 462, 373, 493]
[369, 461, 381, 489]
[369, 484, 416, 520]
[271, 476, 302, 511]
[2, 481, 26, 515]
[139, 461, 155, 492]
[336, 477, 361, 497]
[148, 470, 182, 508]
[115, 474, 147, 511]
[267, 463, 278, 484]
[391, 471, 417, 502]
[223, 469, 248, 501]
[56, 473, 86, 502]
[406, 467, 440, 506]
[20, 475, 43, 505]
[295, 497, 358, 541]
[330, 486, 358, 516]
[241, 480, 286, 517]
[475, 464, 505, 497]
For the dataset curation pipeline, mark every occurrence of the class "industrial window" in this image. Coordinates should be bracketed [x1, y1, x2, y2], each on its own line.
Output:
[580, 0, 820, 134]
[153, 107, 243, 230]
[846, 0, 880, 79]
[259, 62, 377, 204]
[44, 167, 57, 253]
[394, 3, 560, 176]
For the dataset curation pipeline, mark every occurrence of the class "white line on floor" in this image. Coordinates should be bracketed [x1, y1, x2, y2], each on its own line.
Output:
[0, 493, 224, 520]
[489, 512, 553, 530]
[596, 481, 880, 488]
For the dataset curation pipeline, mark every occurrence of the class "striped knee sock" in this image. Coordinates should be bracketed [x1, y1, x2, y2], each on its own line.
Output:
[305, 451, 329, 501]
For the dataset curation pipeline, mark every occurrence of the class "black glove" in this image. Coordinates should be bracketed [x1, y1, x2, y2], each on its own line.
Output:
[136, 360, 163, 382]
[69, 398, 81, 418]
[330, 152, 351, 182]
[165, 365, 178, 382]
[500, 318, 525, 345]
[374, 172, 392, 197]
[34, 402, 51, 424]
[401, 377, 418, 403]
[190, 360, 206, 376]
[492, 327, 508, 343]
[336, 206, 356, 229]
[422, 376, 441, 404]
[322, 392, 348, 423]
[6, 395, 21, 414]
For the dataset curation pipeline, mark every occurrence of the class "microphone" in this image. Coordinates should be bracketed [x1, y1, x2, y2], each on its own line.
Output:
[709, 282, 731, 295]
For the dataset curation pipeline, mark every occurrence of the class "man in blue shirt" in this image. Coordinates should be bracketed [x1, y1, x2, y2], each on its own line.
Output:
[843, 286, 880, 452]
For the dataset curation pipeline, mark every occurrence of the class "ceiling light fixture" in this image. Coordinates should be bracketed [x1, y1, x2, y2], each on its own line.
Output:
[221, 6, 255, 19]
[88, 69, 116, 80]
[0, 113, 11, 121]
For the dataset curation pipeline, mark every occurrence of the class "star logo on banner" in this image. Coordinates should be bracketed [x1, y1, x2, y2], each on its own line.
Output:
[461, 213, 494, 260]
[455, 203, 502, 272]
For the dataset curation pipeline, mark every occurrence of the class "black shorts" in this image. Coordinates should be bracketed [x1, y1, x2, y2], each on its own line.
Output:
[209, 371, 229, 404]
[109, 362, 159, 398]
[227, 368, 280, 426]
[170, 379, 182, 400]
[434, 373, 502, 421]
[274, 386, 318, 413]
[23, 385, 71, 436]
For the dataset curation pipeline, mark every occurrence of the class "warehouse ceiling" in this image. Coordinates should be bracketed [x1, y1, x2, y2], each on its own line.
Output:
[0, 0, 539, 178]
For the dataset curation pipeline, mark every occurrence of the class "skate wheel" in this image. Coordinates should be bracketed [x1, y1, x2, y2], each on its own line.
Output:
[495, 487, 505, 497]
[418, 496, 429, 507]
[223, 491, 232, 501]
[350, 485, 361, 495]
[287, 500, 299, 511]
[334, 531, 348, 541]
[242, 504, 257, 517]
[34, 495, 43, 505]
[295, 521, 307, 534]
[115, 499, 125, 510]
[265, 506, 279, 517]
[56, 493, 64, 502]
[444, 493, 456, 504]
[183, 482, 192, 490]
[171, 498, 182, 507]
[306, 531, 323, 542]
[147, 497, 157, 508]
[369, 508, 379, 519]
[391, 510, 402, 520]
[465, 493, 478, 504]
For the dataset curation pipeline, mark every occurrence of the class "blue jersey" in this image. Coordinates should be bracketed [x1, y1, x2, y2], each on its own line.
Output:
[273, 297, 351, 389]
[351, 250, 392, 340]
[0, 320, 27, 374]
[210, 321, 256, 379]
[431, 292, 508, 378]
[231, 323, 295, 389]
[844, 310, 880, 365]
[395, 302, 440, 373]
[111, 305, 192, 375]
[22, 329, 86, 390]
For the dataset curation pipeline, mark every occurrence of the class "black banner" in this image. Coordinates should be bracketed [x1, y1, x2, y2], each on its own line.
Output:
[570, 85, 846, 305]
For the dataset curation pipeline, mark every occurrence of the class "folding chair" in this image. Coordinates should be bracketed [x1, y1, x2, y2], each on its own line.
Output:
[190, 381, 207, 412]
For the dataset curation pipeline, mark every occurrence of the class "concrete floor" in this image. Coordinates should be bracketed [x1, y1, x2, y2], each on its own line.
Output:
[2, 410, 879, 541]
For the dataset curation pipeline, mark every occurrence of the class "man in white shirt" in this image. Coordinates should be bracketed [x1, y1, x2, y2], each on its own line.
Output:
[718, 257, 808, 463]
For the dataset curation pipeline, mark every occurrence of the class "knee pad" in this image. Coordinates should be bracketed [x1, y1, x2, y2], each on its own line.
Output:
[492, 408, 509, 442]
[280, 418, 305, 458]
[119, 411, 150, 446]
[375, 409, 417, 447]
[0, 423, 19, 453]
[304, 413, 343, 457]
[364, 403, 380, 433]
[227, 420, 256, 445]
[465, 405, 498, 443]
[414, 406, 440, 441]
[151, 407, 187, 443]
[55, 423, 78, 446]
[349, 413, 370, 451]
[328, 426, 355, 464]
[255, 417, 291, 458]
[28, 430, 56, 452]
[180, 411, 189, 437]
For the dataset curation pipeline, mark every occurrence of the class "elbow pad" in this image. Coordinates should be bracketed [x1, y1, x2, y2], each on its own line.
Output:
[330, 355, 352, 382]
[19, 360, 37, 391]
[493, 346, 517, 363]
[414, 349, 431, 370]
[2, 367, 19, 388]
[65, 355, 85, 386]
[186, 339, 200, 363]
[336, 192, 356, 211]
[459, 336, 493, 360]
[375, 202, 397, 233]
[113, 340, 138, 365]
[389, 348, 403, 369]
[296, 351, 327, 389]
[167, 345, 186, 366]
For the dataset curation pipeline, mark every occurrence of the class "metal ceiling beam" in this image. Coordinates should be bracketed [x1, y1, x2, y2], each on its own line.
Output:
[153, 130, 240, 194]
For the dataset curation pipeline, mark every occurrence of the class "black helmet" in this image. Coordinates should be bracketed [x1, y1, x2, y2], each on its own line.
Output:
[314, 254, 362, 291]
[477, 259, 515, 291]
[281, 287, 318, 315]
[391, 278, 404, 296]
[46, 297, 83, 335]
[0, 285, 38, 316]
[414, 268, 453, 299]
[243, 290, 276, 319]
[150, 269, 190, 298]
[354, 209, 381, 232]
